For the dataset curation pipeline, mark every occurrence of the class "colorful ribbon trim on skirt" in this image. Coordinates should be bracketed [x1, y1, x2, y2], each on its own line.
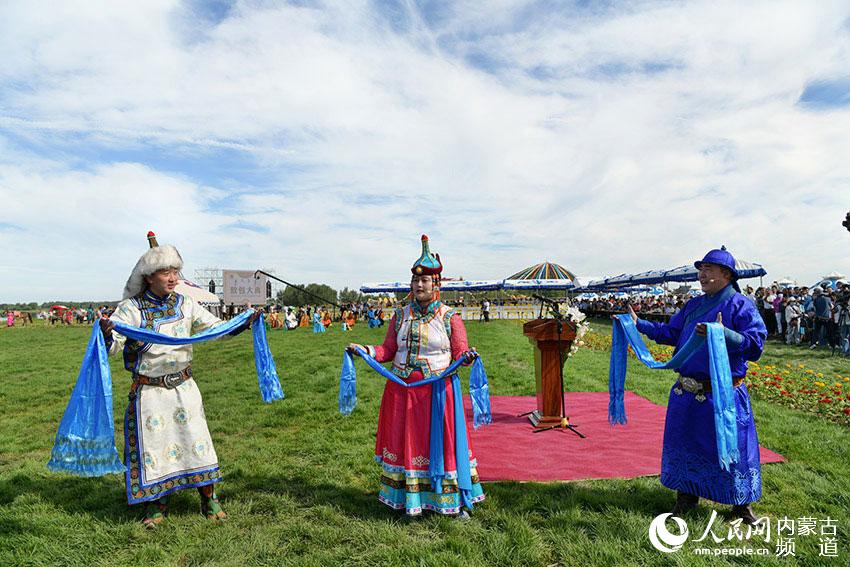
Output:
[338, 348, 492, 509]
[47, 311, 283, 477]
[609, 314, 739, 471]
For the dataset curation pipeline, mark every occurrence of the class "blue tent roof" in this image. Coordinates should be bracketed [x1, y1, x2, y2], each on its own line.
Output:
[502, 278, 575, 291]
[360, 279, 503, 293]
[810, 278, 848, 290]
[360, 277, 573, 294]
[577, 260, 766, 292]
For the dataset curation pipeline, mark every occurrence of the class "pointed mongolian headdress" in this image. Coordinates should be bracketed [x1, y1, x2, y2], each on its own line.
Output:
[411, 234, 442, 282]
[122, 231, 184, 299]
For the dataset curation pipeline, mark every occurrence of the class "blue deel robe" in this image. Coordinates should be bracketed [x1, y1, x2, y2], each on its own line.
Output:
[635, 284, 767, 504]
[367, 309, 381, 328]
[313, 312, 326, 333]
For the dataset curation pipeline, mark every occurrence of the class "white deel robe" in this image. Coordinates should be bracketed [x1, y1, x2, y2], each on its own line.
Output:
[108, 290, 234, 504]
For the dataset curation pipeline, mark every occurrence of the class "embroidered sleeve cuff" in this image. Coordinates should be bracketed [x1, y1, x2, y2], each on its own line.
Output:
[723, 327, 744, 347]
[366, 345, 376, 357]
[635, 318, 653, 334]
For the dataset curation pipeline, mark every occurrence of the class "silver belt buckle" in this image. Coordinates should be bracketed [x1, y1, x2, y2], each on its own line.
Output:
[163, 368, 190, 388]
[679, 377, 707, 402]
[163, 373, 182, 388]
[680, 377, 700, 393]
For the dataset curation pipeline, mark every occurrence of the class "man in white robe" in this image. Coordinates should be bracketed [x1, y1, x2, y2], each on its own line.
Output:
[101, 233, 258, 527]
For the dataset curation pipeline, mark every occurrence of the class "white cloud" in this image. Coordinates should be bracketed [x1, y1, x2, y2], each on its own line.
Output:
[1, 0, 849, 301]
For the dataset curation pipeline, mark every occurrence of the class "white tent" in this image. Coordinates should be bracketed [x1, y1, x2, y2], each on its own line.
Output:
[176, 278, 220, 304]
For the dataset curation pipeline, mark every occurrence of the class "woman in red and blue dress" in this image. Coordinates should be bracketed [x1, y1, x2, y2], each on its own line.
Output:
[350, 235, 484, 517]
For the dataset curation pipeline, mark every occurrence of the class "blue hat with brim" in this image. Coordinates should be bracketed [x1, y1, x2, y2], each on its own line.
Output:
[694, 245, 740, 291]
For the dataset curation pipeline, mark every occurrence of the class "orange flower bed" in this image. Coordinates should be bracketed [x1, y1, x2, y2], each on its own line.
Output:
[746, 362, 850, 426]
[584, 331, 849, 426]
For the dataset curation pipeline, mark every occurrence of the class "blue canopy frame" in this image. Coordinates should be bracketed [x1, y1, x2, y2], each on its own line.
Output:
[360, 280, 504, 293]
[577, 260, 766, 292]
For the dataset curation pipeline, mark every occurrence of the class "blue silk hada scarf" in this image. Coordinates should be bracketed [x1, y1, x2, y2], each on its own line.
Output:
[338, 348, 492, 509]
[47, 311, 283, 477]
[608, 314, 739, 472]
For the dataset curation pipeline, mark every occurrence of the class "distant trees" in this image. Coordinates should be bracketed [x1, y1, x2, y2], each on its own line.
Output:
[272, 285, 397, 307]
[276, 283, 338, 307]
[338, 287, 366, 304]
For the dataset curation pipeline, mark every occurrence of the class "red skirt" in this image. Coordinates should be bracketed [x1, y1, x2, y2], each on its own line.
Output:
[374, 370, 484, 515]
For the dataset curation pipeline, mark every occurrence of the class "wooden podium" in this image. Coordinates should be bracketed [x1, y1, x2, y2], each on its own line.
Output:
[523, 318, 576, 427]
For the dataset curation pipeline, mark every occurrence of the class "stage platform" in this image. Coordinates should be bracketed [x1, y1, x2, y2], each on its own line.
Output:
[465, 392, 784, 482]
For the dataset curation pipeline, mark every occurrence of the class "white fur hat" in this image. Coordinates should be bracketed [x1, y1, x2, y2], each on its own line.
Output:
[122, 234, 184, 299]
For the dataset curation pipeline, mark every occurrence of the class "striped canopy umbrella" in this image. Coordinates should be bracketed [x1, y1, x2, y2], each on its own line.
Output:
[507, 262, 577, 282]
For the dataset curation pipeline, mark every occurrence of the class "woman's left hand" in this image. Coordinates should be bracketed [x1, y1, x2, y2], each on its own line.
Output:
[463, 347, 478, 363]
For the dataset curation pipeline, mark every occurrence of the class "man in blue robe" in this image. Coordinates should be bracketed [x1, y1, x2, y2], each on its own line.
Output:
[628, 247, 767, 524]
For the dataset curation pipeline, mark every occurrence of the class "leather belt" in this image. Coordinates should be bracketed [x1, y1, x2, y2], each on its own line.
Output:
[133, 366, 193, 389]
[674, 375, 744, 402]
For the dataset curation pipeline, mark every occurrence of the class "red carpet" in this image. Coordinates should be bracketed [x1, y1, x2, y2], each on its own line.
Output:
[465, 392, 785, 482]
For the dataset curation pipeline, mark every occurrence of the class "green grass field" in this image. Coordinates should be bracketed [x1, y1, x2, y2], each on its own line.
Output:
[1, 320, 848, 566]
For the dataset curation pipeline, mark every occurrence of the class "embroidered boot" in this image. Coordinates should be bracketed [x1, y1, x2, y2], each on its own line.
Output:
[198, 485, 226, 521]
[671, 491, 699, 516]
[142, 497, 168, 529]
[731, 504, 759, 525]
[454, 510, 471, 522]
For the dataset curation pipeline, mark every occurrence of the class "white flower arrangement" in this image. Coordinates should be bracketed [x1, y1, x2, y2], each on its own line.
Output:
[560, 304, 589, 358]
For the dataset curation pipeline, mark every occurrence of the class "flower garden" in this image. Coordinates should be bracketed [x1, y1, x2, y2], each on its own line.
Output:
[582, 328, 850, 426]
[747, 361, 850, 425]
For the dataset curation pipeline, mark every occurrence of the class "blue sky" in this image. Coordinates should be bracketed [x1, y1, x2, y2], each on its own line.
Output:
[1, 0, 849, 301]
[798, 78, 850, 109]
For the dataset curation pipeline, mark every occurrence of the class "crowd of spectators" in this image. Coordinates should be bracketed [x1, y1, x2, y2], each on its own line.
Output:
[746, 283, 850, 355]
[36, 305, 114, 326]
[572, 281, 850, 357]
[9, 281, 848, 357]
[262, 301, 391, 331]
[576, 294, 686, 322]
